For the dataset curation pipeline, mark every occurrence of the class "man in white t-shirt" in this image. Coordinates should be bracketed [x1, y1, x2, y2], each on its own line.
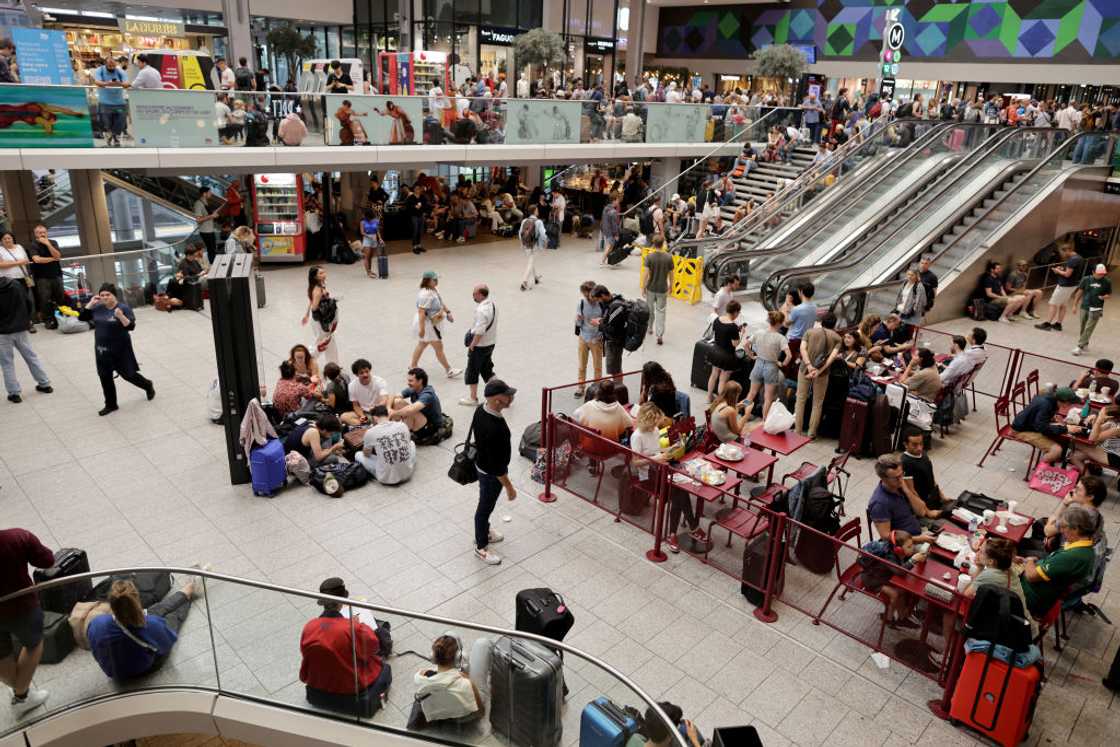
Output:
[711, 275, 745, 330]
[355, 405, 416, 485]
[347, 358, 389, 423]
[215, 57, 235, 91]
[130, 54, 163, 89]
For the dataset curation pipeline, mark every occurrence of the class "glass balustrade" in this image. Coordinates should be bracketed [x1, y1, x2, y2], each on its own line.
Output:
[0, 568, 687, 747]
[57, 234, 200, 310]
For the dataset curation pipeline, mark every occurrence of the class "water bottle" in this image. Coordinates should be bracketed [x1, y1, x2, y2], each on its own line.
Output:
[1081, 399, 1091, 420]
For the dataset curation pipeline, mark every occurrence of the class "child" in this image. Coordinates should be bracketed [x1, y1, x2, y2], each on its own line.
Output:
[963, 537, 1029, 615]
[859, 530, 927, 628]
[630, 402, 668, 486]
[360, 206, 384, 279]
[228, 99, 247, 142]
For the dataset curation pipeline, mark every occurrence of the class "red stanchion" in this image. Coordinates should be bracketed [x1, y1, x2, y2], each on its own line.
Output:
[645, 467, 668, 563]
[754, 512, 784, 623]
[538, 394, 556, 503]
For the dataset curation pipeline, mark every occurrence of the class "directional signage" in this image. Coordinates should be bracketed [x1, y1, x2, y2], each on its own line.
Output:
[887, 23, 905, 51]
[879, 78, 896, 102]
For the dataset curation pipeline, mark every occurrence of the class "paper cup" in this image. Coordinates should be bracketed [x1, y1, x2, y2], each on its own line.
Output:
[956, 574, 972, 593]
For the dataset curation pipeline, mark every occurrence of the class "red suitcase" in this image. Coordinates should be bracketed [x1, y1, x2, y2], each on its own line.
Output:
[838, 398, 867, 455]
[949, 651, 1042, 747]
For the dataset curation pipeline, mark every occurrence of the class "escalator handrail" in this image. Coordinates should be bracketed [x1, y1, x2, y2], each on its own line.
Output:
[671, 116, 931, 252]
[759, 126, 1066, 308]
[622, 106, 803, 219]
[102, 171, 227, 220]
[714, 121, 990, 268]
[830, 130, 1110, 317]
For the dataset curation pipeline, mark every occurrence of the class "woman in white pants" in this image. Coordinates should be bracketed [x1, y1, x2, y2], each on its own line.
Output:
[519, 205, 545, 292]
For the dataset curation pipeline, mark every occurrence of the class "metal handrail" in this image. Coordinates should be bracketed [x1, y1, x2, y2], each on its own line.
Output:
[621, 106, 802, 218]
[830, 130, 1112, 317]
[0, 566, 688, 747]
[671, 115, 905, 252]
[760, 126, 1066, 308]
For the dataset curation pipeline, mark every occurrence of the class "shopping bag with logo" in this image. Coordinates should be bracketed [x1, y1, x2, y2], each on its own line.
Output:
[1028, 462, 1079, 498]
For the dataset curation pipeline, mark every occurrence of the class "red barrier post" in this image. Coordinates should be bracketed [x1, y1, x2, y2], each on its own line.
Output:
[754, 511, 784, 623]
[645, 466, 668, 563]
[538, 408, 556, 503]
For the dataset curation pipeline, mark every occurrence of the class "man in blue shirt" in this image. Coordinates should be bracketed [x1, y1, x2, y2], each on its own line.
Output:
[389, 367, 446, 444]
[92, 56, 129, 146]
[867, 454, 937, 543]
[785, 282, 818, 377]
[801, 92, 824, 144]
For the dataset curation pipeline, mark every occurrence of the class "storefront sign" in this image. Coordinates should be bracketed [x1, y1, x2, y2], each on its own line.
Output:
[117, 18, 185, 37]
[10, 28, 73, 85]
[325, 95, 423, 146]
[504, 99, 581, 145]
[0, 85, 92, 148]
[879, 78, 896, 101]
[479, 26, 518, 46]
[645, 103, 709, 144]
[584, 38, 616, 54]
[128, 89, 219, 147]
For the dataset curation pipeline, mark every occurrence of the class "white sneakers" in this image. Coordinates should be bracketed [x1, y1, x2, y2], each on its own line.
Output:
[1072, 347, 1084, 356]
[11, 687, 49, 715]
[459, 397, 480, 407]
[447, 368, 463, 379]
[488, 529, 504, 544]
[475, 548, 502, 565]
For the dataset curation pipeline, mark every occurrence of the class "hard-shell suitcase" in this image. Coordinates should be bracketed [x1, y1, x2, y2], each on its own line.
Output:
[250, 438, 286, 496]
[254, 271, 266, 308]
[838, 398, 867, 456]
[489, 636, 564, 747]
[740, 530, 783, 607]
[691, 340, 716, 390]
[377, 253, 389, 279]
[546, 220, 560, 249]
[580, 697, 638, 747]
[40, 610, 75, 664]
[949, 652, 1042, 747]
[515, 588, 575, 642]
[867, 394, 894, 457]
[606, 242, 629, 266]
[34, 548, 92, 615]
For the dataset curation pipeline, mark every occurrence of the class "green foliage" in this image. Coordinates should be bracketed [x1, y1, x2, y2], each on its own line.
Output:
[752, 44, 808, 84]
[513, 28, 565, 74]
[266, 23, 318, 78]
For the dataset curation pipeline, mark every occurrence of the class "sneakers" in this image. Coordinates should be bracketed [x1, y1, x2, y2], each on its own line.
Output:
[11, 687, 49, 714]
[1072, 347, 1084, 356]
[488, 529, 504, 544]
[456, 237, 466, 244]
[1035, 321, 1052, 330]
[657, 337, 663, 345]
[520, 282, 528, 291]
[446, 368, 463, 379]
[1024, 311, 1040, 320]
[475, 548, 502, 565]
[459, 397, 480, 407]
[184, 562, 212, 599]
[6, 394, 20, 404]
[1053, 322, 1063, 331]
[666, 536, 680, 554]
[573, 389, 584, 398]
[98, 405, 118, 416]
[997, 316, 1011, 324]
[689, 527, 708, 543]
[35, 384, 52, 394]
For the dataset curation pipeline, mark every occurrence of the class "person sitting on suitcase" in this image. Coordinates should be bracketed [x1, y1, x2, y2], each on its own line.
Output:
[300, 577, 392, 717]
[389, 368, 448, 445]
[411, 634, 493, 727]
[1020, 504, 1100, 618]
[87, 574, 201, 680]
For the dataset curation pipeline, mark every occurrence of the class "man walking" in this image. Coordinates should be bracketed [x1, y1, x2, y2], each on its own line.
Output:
[641, 235, 673, 345]
[192, 186, 220, 263]
[0, 526, 56, 714]
[461, 284, 497, 406]
[918, 254, 938, 314]
[28, 225, 64, 329]
[0, 277, 52, 404]
[472, 380, 517, 565]
[599, 195, 621, 265]
[1072, 264, 1111, 356]
[519, 205, 544, 291]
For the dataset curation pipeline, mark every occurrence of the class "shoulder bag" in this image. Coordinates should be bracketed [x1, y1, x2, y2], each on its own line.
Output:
[464, 302, 496, 347]
[447, 418, 478, 485]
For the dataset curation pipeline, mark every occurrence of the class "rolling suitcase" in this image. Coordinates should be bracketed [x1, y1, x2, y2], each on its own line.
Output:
[605, 242, 629, 266]
[838, 398, 867, 456]
[691, 340, 716, 390]
[34, 548, 92, 615]
[866, 394, 894, 457]
[515, 588, 575, 642]
[740, 530, 784, 607]
[949, 652, 1041, 747]
[377, 253, 389, 278]
[40, 610, 75, 664]
[254, 271, 266, 308]
[250, 438, 286, 496]
[546, 221, 560, 249]
[580, 697, 638, 747]
[489, 636, 564, 747]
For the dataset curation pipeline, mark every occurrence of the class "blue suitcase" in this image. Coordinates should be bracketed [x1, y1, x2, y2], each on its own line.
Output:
[580, 697, 637, 747]
[250, 438, 286, 497]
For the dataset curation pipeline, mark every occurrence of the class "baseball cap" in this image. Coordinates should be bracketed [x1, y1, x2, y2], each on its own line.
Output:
[1094, 263, 1107, 275]
[1055, 387, 1076, 402]
[422, 270, 439, 280]
[484, 379, 517, 398]
[318, 577, 349, 605]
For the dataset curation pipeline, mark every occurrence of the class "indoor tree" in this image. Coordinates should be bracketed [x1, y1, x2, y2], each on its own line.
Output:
[752, 44, 808, 94]
[513, 28, 565, 88]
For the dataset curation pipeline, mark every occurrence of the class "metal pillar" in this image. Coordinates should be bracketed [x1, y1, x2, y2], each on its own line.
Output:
[69, 169, 115, 290]
[0, 171, 42, 239]
[220, 0, 254, 69]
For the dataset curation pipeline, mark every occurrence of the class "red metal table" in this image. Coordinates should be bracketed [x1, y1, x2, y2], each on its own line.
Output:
[668, 470, 742, 553]
[704, 447, 779, 485]
[889, 555, 964, 677]
[747, 429, 812, 459]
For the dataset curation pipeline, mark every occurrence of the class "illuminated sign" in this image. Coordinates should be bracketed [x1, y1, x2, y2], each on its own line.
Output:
[117, 18, 185, 37]
[479, 26, 518, 46]
[584, 37, 616, 54]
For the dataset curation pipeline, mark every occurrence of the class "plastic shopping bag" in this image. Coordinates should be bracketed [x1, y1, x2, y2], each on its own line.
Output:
[763, 401, 795, 434]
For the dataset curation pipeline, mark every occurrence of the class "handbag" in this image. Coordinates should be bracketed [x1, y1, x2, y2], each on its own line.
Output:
[464, 302, 496, 347]
[447, 420, 478, 485]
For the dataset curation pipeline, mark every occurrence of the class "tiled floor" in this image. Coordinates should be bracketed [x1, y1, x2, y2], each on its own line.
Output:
[1, 234, 1117, 746]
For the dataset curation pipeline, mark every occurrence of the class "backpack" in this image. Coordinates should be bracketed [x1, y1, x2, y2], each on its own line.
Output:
[310, 461, 370, 497]
[519, 421, 542, 461]
[801, 486, 842, 534]
[234, 66, 254, 90]
[897, 102, 914, 118]
[519, 217, 536, 247]
[639, 207, 655, 237]
[623, 298, 650, 352]
[964, 585, 1033, 653]
[604, 297, 631, 339]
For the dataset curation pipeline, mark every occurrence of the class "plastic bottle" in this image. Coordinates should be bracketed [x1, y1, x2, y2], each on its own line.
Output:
[1081, 398, 1091, 420]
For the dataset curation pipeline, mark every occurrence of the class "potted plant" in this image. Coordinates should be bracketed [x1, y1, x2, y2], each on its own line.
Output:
[513, 29, 565, 89]
[752, 44, 808, 95]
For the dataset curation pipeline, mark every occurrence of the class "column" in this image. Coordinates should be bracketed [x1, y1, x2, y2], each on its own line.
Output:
[399, 0, 414, 53]
[649, 157, 677, 196]
[626, 0, 646, 89]
[69, 170, 116, 291]
[0, 171, 41, 239]
[220, 0, 254, 69]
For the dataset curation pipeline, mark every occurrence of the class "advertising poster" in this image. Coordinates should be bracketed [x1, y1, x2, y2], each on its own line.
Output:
[182, 55, 214, 90]
[504, 100, 581, 145]
[644, 103, 709, 143]
[259, 235, 296, 259]
[327, 95, 423, 145]
[155, 54, 181, 89]
[0, 85, 92, 147]
[128, 89, 219, 147]
[11, 28, 73, 85]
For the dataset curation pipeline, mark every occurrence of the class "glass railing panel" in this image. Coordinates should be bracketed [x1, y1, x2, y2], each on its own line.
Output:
[58, 234, 201, 310]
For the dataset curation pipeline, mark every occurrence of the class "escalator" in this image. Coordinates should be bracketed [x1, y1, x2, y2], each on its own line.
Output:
[830, 130, 1112, 326]
[692, 119, 949, 292]
[40, 171, 233, 228]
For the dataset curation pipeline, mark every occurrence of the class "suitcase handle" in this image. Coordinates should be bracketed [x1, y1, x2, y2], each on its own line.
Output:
[968, 649, 1015, 731]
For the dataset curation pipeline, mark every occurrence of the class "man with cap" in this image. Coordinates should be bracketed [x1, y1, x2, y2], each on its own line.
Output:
[1071, 264, 1111, 356]
[299, 577, 392, 716]
[1010, 386, 1083, 466]
[471, 379, 516, 565]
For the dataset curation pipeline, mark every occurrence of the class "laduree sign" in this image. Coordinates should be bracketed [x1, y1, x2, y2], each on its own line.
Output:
[117, 18, 185, 37]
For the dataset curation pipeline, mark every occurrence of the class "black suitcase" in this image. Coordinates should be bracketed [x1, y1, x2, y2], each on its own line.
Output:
[546, 220, 560, 249]
[255, 271, 266, 308]
[34, 548, 91, 615]
[182, 281, 203, 311]
[377, 254, 389, 278]
[865, 394, 894, 458]
[740, 530, 784, 607]
[490, 637, 564, 747]
[606, 242, 629, 266]
[838, 398, 868, 456]
[691, 340, 716, 390]
[40, 610, 74, 664]
[515, 588, 574, 642]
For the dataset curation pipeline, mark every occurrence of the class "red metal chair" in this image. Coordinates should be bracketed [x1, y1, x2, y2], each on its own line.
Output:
[1032, 596, 1066, 665]
[781, 451, 851, 499]
[976, 395, 1040, 479]
[962, 358, 986, 413]
[573, 424, 624, 504]
[1025, 369, 1040, 400]
[704, 503, 771, 562]
[812, 518, 890, 650]
[1010, 380, 1029, 414]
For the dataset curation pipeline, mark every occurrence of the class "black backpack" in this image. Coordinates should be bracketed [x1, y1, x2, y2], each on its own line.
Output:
[234, 66, 254, 90]
[801, 485, 842, 534]
[519, 421, 542, 461]
[639, 207, 655, 237]
[623, 299, 650, 352]
[311, 461, 370, 497]
[604, 297, 631, 340]
[964, 585, 1032, 653]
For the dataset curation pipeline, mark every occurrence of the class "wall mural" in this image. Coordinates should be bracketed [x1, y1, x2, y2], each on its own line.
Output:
[657, 1, 1120, 63]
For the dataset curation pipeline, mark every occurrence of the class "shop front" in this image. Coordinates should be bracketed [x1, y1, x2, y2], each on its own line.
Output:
[478, 25, 517, 85]
[583, 37, 615, 90]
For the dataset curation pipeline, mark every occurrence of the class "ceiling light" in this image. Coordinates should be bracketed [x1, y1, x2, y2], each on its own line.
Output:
[125, 15, 165, 22]
[81, 11, 115, 18]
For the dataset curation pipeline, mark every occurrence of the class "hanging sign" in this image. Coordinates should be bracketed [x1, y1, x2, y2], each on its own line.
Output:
[117, 18, 185, 37]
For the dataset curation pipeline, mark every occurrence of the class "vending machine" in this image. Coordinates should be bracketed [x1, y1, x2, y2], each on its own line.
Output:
[378, 50, 451, 94]
[251, 173, 306, 263]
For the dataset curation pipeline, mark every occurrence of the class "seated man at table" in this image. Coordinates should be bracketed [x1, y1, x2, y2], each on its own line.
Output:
[899, 348, 942, 401]
[1020, 503, 1100, 618]
[868, 454, 937, 545]
[867, 313, 913, 360]
[388, 368, 448, 445]
[573, 380, 634, 442]
[900, 429, 948, 514]
[939, 328, 988, 388]
[1010, 386, 1082, 465]
[1072, 358, 1119, 399]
